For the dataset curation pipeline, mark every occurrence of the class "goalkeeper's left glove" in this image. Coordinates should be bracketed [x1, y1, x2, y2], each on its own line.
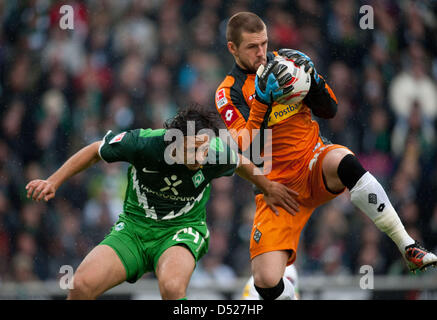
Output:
[278, 48, 321, 85]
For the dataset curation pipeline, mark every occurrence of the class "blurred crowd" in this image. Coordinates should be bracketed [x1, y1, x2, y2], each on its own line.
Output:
[1, 0, 437, 296]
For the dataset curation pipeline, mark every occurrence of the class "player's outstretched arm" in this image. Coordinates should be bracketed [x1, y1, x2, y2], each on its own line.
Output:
[234, 154, 299, 216]
[26, 141, 103, 202]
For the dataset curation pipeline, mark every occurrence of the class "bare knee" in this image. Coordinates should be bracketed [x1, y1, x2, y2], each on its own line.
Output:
[251, 251, 289, 288]
[253, 268, 282, 288]
[159, 277, 187, 300]
[156, 245, 195, 300]
[67, 274, 97, 300]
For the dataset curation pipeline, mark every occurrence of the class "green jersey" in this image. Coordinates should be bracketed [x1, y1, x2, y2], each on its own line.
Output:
[98, 128, 239, 226]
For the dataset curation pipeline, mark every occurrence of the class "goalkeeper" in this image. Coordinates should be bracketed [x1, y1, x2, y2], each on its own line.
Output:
[215, 11, 437, 300]
[25, 104, 298, 300]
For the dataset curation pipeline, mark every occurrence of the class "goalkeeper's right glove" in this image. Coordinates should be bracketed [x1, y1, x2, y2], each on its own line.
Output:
[255, 60, 293, 105]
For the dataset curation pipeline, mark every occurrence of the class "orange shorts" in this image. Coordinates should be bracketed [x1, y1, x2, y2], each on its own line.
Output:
[250, 142, 352, 265]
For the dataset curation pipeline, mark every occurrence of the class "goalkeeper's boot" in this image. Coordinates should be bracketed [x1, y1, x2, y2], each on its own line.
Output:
[404, 241, 437, 272]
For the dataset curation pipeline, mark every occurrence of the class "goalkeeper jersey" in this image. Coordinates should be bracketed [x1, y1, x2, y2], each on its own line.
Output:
[98, 128, 238, 226]
[215, 52, 338, 186]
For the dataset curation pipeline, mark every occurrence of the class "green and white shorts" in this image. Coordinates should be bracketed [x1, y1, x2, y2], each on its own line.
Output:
[100, 213, 209, 283]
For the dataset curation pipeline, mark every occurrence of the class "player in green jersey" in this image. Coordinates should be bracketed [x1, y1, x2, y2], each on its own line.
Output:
[26, 104, 299, 300]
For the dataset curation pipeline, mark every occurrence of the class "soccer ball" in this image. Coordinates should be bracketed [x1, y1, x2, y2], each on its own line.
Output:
[274, 55, 311, 106]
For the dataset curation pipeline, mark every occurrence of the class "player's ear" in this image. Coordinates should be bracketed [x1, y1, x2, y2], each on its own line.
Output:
[227, 41, 237, 55]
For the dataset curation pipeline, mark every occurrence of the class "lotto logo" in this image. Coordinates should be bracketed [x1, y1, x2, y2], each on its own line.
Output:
[220, 105, 238, 125]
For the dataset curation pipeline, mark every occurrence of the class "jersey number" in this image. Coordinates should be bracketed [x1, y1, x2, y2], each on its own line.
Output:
[172, 227, 200, 243]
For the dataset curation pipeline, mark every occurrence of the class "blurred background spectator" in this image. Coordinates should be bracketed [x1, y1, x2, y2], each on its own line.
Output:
[0, 0, 436, 292]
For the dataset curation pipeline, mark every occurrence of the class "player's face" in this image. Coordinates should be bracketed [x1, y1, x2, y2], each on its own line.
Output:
[229, 29, 268, 73]
[183, 134, 210, 170]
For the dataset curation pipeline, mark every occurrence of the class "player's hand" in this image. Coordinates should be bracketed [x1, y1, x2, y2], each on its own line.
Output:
[25, 179, 57, 202]
[278, 48, 321, 85]
[263, 181, 299, 216]
[255, 60, 293, 105]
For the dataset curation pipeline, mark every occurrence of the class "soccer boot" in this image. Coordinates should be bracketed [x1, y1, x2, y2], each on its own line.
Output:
[404, 241, 437, 272]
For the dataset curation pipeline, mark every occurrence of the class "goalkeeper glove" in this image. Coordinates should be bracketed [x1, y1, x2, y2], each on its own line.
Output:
[278, 48, 321, 85]
[255, 60, 294, 105]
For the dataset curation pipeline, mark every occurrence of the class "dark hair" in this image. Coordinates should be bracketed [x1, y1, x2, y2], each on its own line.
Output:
[164, 103, 221, 137]
[226, 12, 266, 47]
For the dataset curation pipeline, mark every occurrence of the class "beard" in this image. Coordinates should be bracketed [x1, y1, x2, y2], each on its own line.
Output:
[238, 57, 266, 73]
[239, 59, 257, 73]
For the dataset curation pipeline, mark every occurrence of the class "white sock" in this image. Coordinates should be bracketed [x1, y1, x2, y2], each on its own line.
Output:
[350, 172, 415, 252]
[275, 277, 296, 300]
